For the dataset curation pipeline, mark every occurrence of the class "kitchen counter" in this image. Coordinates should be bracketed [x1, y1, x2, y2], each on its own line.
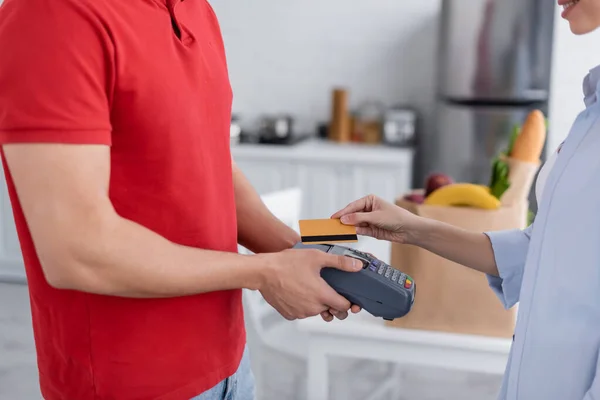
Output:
[231, 137, 414, 166]
[231, 137, 415, 220]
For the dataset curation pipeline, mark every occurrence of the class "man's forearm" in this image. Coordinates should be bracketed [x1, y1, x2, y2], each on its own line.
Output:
[55, 163, 300, 297]
[46, 212, 268, 298]
[232, 162, 300, 253]
[408, 217, 499, 276]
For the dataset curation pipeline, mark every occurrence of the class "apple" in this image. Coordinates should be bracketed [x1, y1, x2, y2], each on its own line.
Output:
[425, 173, 454, 197]
[403, 193, 425, 204]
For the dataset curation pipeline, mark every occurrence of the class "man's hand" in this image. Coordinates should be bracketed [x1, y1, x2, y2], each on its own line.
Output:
[231, 161, 360, 322]
[257, 249, 363, 320]
[320, 250, 376, 321]
[320, 304, 361, 322]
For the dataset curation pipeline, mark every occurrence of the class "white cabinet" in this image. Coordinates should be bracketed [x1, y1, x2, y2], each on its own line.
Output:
[0, 167, 25, 283]
[231, 139, 414, 219]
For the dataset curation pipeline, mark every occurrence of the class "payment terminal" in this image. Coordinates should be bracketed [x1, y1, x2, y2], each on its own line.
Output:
[293, 242, 415, 320]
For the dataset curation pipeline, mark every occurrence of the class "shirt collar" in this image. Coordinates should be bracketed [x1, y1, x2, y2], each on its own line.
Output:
[583, 64, 600, 107]
[150, 0, 182, 8]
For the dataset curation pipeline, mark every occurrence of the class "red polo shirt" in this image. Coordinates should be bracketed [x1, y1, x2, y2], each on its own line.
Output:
[0, 0, 245, 399]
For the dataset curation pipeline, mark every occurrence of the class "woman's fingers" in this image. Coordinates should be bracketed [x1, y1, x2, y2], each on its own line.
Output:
[340, 212, 373, 225]
[356, 226, 371, 235]
[331, 196, 371, 219]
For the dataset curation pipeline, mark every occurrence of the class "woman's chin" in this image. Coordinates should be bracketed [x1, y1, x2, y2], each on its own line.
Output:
[568, 20, 599, 35]
[570, 24, 591, 35]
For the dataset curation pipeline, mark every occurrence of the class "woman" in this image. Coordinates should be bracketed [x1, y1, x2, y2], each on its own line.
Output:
[332, 2, 600, 399]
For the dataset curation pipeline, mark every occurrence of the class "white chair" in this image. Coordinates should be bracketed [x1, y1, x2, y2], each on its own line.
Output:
[239, 188, 401, 400]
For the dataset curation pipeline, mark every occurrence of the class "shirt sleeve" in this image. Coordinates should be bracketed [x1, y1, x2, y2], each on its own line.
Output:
[484, 223, 534, 309]
[0, 0, 113, 145]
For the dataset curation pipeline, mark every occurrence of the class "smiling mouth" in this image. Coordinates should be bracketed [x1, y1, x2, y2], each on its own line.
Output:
[563, 0, 580, 11]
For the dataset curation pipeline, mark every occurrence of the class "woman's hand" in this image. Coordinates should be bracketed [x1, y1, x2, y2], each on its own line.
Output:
[333, 194, 500, 276]
[331, 194, 421, 244]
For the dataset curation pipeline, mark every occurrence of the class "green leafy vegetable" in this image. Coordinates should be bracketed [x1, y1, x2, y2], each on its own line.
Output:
[488, 123, 520, 200]
[489, 157, 510, 199]
[507, 123, 520, 155]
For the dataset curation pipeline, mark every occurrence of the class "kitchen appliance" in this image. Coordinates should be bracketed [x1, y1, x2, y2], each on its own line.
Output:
[352, 101, 384, 144]
[426, 0, 556, 211]
[230, 114, 242, 146]
[236, 114, 312, 145]
[257, 114, 294, 142]
[382, 106, 417, 147]
[293, 242, 415, 320]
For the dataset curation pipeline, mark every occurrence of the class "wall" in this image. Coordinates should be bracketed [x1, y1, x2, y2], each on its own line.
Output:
[209, 0, 441, 138]
[210, 1, 600, 178]
[548, 8, 600, 152]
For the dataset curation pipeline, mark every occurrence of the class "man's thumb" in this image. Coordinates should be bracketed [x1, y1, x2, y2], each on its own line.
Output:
[327, 254, 363, 272]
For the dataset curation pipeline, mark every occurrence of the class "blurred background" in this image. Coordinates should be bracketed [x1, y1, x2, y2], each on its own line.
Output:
[3, 0, 600, 399]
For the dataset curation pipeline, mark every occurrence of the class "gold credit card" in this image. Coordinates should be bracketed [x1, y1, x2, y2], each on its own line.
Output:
[298, 218, 358, 244]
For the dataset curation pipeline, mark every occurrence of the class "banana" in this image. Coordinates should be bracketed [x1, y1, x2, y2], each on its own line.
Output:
[478, 184, 491, 193]
[424, 183, 501, 210]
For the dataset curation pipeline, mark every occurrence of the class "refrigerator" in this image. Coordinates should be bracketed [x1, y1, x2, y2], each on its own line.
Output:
[425, 0, 556, 210]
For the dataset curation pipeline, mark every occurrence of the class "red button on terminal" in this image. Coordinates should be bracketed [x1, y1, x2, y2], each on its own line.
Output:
[404, 279, 412, 289]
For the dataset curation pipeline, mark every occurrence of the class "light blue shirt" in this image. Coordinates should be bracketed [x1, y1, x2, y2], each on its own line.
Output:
[485, 64, 600, 400]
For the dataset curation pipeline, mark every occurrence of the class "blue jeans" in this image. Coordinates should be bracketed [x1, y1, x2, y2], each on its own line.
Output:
[190, 345, 255, 400]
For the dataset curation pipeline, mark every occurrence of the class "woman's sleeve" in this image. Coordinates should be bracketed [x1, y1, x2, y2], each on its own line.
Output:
[484, 224, 534, 309]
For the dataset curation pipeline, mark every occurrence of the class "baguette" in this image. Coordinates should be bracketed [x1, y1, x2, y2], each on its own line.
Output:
[510, 110, 546, 163]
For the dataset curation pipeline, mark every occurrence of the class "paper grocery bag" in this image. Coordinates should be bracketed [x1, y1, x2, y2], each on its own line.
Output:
[500, 156, 541, 206]
[385, 198, 529, 338]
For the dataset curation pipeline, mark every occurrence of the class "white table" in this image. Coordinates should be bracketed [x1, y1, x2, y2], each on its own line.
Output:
[296, 312, 511, 400]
